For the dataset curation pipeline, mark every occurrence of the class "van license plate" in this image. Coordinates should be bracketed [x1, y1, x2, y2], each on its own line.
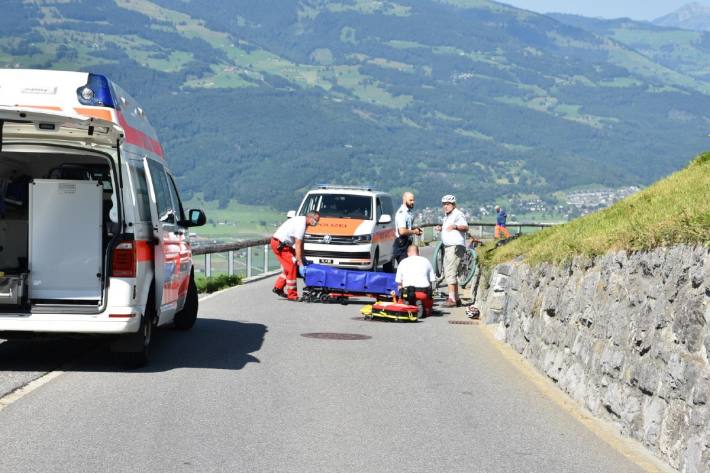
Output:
[320, 259, 333, 264]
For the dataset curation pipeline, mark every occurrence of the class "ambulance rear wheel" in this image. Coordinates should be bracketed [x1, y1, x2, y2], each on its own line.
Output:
[116, 292, 155, 369]
[174, 273, 198, 330]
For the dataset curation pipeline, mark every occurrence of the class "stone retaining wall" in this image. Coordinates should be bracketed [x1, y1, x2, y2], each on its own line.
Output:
[476, 245, 709, 472]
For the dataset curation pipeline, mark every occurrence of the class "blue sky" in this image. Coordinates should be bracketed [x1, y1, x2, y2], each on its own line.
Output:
[500, 0, 710, 21]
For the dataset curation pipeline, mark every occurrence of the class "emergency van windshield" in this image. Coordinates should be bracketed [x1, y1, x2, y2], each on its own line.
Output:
[299, 193, 372, 220]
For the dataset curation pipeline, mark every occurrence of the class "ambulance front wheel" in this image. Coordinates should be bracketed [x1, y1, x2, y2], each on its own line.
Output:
[174, 273, 199, 330]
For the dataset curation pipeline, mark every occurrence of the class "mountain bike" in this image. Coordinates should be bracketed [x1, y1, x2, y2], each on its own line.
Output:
[431, 234, 481, 288]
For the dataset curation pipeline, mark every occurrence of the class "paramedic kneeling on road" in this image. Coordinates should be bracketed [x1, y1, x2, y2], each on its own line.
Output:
[271, 211, 320, 301]
[438, 195, 468, 307]
[395, 245, 436, 318]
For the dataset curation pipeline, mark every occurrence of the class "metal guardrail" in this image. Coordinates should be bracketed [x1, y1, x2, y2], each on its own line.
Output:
[191, 220, 556, 278]
[192, 237, 273, 278]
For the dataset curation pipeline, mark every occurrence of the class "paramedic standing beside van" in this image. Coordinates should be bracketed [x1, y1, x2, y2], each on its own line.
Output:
[271, 211, 320, 301]
[438, 195, 468, 307]
[392, 192, 422, 264]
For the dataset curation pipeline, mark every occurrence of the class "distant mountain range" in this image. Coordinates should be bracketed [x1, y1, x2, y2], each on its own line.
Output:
[2, 0, 710, 210]
[653, 2, 710, 31]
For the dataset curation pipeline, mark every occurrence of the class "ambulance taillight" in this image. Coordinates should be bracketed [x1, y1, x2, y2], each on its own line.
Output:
[112, 241, 136, 278]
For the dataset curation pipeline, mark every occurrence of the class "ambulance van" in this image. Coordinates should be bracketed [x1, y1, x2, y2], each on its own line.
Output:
[289, 186, 396, 271]
[0, 69, 206, 366]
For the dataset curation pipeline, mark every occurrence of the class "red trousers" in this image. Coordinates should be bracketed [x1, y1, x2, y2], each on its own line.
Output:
[495, 225, 511, 239]
[271, 238, 298, 300]
[402, 289, 433, 317]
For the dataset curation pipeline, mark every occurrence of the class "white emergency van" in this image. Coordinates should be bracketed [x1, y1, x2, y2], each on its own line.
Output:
[288, 186, 396, 271]
[0, 69, 206, 366]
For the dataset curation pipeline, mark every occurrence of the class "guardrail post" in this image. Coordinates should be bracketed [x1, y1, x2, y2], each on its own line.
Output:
[263, 244, 269, 273]
[205, 253, 212, 278]
[517, 225, 522, 235]
[228, 251, 234, 276]
[246, 247, 252, 278]
[478, 225, 483, 238]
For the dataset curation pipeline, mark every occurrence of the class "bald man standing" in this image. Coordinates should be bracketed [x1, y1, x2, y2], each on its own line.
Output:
[392, 192, 422, 264]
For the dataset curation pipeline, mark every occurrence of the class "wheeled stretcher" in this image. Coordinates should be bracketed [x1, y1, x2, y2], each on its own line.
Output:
[360, 301, 420, 322]
[299, 263, 398, 303]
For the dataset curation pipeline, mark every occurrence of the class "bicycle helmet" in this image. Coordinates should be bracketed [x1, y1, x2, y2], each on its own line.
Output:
[441, 194, 456, 204]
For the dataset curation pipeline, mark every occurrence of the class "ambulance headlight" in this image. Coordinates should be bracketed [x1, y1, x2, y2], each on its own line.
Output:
[80, 87, 94, 102]
[353, 235, 372, 244]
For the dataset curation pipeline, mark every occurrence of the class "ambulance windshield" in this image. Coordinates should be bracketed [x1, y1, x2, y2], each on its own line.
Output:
[299, 193, 371, 220]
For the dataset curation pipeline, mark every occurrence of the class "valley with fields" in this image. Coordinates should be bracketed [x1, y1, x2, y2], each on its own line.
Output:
[3, 0, 710, 235]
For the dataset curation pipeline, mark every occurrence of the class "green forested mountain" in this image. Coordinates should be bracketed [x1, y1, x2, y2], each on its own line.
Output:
[2, 0, 710, 209]
[550, 12, 710, 83]
[653, 3, 710, 32]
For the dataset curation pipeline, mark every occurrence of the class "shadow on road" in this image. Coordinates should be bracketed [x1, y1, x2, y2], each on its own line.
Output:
[0, 317, 268, 373]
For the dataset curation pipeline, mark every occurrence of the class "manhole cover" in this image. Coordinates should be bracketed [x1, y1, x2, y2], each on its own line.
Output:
[448, 320, 479, 325]
[301, 332, 372, 340]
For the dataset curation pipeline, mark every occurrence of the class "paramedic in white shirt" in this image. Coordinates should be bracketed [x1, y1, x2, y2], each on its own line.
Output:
[436, 194, 468, 307]
[271, 211, 320, 301]
[395, 245, 436, 317]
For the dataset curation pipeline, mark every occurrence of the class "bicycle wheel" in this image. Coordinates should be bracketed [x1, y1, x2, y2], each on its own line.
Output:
[457, 247, 478, 288]
[432, 241, 445, 282]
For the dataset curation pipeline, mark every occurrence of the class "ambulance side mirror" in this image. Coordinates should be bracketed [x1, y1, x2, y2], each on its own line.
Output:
[378, 214, 392, 224]
[186, 209, 206, 227]
[286, 210, 296, 219]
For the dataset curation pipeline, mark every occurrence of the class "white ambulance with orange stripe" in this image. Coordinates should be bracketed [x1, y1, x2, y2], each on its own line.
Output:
[289, 186, 396, 271]
[0, 69, 205, 366]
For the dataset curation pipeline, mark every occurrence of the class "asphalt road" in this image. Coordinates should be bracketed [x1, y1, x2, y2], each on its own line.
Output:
[0, 277, 647, 473]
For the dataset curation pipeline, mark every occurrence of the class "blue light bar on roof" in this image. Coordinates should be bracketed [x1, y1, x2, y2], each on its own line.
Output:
[76, 73, 115, 108]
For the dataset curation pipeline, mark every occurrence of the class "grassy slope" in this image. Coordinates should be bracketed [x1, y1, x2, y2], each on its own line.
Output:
[483, 153, 710, 267]
[185, 195, 284, 239]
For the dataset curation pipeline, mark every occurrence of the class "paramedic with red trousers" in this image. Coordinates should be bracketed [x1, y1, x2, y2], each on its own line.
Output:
[271, 211, 320, 301]
[395, 245, 436, 317]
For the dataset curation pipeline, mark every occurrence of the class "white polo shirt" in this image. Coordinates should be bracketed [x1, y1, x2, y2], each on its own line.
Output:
[395, 255, 436, 288]
[441, 208, 467, 246]
[394, 204, 413, 238]
[273, 216, 307, 247]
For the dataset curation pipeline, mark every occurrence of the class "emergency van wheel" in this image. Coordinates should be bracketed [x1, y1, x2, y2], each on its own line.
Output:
[382, 259, 395, 273]
[174, 274, 198, 330]
[371, 250, 380, 272]
[114, 295, 155, 369]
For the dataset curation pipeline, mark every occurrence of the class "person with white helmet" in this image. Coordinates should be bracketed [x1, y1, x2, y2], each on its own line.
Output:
[437, 194, 468, 307]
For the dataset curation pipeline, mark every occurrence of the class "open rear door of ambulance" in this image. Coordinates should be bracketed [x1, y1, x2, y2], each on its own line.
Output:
[0, 106, 122, 150]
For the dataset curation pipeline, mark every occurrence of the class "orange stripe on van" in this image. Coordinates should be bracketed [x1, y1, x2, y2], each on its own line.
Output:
[135, 240, 154, 262]
[74, 107, 114, 122]
[307, 218, 365, 236]
[16, 105, 62, 111]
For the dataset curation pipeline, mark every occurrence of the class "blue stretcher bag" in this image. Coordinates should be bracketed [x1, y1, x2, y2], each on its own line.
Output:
[302, 264, 397, 296]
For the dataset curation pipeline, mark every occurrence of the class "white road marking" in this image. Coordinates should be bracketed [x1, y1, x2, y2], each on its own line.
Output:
[0, 371, 65, 412]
